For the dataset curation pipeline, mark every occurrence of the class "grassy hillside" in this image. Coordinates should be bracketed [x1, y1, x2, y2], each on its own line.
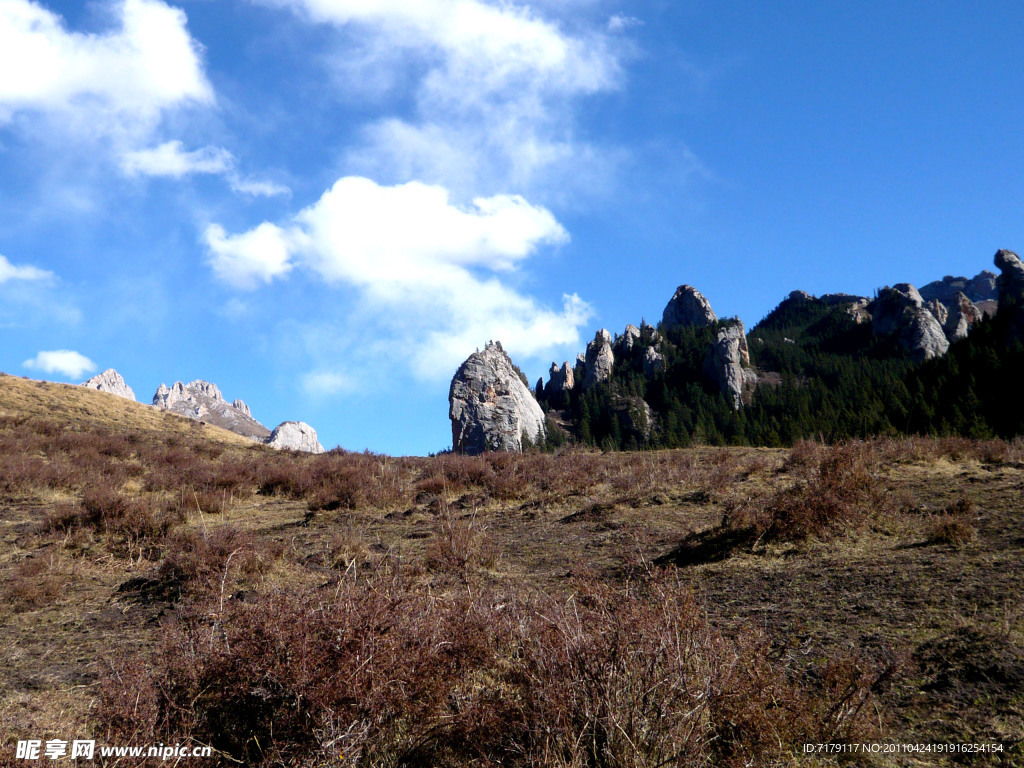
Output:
[0, 374, 256, 445]
[0, 379, 1021, 766]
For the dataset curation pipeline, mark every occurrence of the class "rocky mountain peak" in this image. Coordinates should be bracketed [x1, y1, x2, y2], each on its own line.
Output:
[662, 285, 717, 330]
[81, 369, 136, 401]
[152, 379, 271, 441]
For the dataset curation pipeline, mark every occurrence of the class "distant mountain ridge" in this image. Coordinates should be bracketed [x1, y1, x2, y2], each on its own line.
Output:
[450, 250, 1024, 452]
[76, 372, 325, 453]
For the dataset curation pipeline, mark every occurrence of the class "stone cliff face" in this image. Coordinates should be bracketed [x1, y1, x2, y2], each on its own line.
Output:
[545, 361, 574, 398]
[872, 284, 950, 362]
[582, 330, 615, 390]
[450, 342, 546, 454]
[703, 321, 757, 410]
[662, 285, 717, 330]
[995, 249, 1024, 337]
[267, 421, 325, 454]
[81, 369, 136, 401]
[920, 271, 998, 305]
[153, 380, 271, 440]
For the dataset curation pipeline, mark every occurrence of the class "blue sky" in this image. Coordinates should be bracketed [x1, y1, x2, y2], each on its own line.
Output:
[2, 0, 1022, 455]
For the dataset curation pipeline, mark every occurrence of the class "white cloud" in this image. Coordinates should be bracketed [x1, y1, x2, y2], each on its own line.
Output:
[205, 176, 589, 379]
[120, 140, 233, 177]
[0, 0, 213, 128]
[0, 254, 53, 283]
[228, 176, 292, 198]
[607, 15, 642, 33]
[23, 349, 96, 379]
[302, 370, 356, 396]
[120, 141, 292, 196]
[265, 0, 623, 196]
[204, 222, 295, 290]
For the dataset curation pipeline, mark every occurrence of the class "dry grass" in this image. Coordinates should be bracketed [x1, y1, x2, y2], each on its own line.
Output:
[0, 378, 1022, 765]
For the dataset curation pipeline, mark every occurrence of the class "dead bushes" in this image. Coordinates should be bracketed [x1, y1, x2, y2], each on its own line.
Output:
[95, 569, 887, 768]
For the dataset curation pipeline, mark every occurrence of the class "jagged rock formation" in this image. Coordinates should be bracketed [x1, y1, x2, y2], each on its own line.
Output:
[267, 421, 325, 454]
[583, 330, 615, 390]
[995, 249, 1024, 336]
[545, 361, 574, 398]
[703, 321, 757, 410]
[941, 293, 983, 342]
[995, 249, 1024, 305]
[872, 284, 950, 362]
[450, 341, 546, 454]
[920, 271, 998, 305]
[81, 369, 135, 401]
[617, 324, 641, 354]
[152, 380, 271, 440]
[642, 346, 665, 377]
[662, 285, 717, 330]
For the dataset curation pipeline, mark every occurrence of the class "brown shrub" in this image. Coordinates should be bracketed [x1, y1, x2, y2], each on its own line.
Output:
[94, 569, 888, 768]
[2, 553, 71, 611]
[425, 514, 499, 579]
[728, 442, 894, 543]
[927, 498, 977, 547]
[159, 526, 280, 594]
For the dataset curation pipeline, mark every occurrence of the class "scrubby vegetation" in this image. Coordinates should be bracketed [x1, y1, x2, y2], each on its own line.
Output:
[1, 381, 1022, 765]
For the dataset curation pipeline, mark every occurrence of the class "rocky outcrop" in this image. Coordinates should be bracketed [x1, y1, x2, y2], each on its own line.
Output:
[926, 298, 949, 328]
[583, 330, 615, 390]
[920, 271, 998, 305]
[450, 341, 546, 454]
[545, 361, 574, 398]
[616, 324, 641, 354]
[267, 421, 325, 454]
[872, 284, 949, 362]
[941, 292, 984, 342]
[662, 285, 717, 330]
[642, 346, 665, 377]
[703, 321, 757, 410]
[81, 369, 135, 401]
[995, 249, 1024, 307]
[152, 380, 272, 440]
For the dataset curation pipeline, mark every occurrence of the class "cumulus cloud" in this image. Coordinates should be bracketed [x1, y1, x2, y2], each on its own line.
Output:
[204, 222, 295, 289]
[265, 0, 624, 196]
[23, 349, 96, 379]
[0, 254, 53, 283]
[0, 0, 212, 128]
[205, 176, 589, 379]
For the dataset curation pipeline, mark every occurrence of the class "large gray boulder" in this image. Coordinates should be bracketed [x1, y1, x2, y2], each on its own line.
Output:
[872, 284, 950, 362]
[267, 421, 325, 454]
[662, 285, 717, 330]
[449, 341, 546, 454]
[703, 321, 757, 410]
[153, 380, 271, 440]
[582, 329, 615, 390]
[81, 369, 135, 401]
